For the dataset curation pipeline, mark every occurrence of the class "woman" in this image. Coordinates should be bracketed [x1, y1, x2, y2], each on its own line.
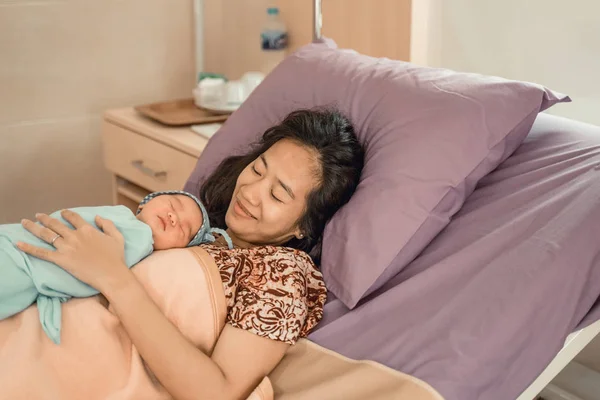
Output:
[17, 109, 364, 399]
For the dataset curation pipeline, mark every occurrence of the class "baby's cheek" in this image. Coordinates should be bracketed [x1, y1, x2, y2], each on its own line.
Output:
[151, 232, 169, 250]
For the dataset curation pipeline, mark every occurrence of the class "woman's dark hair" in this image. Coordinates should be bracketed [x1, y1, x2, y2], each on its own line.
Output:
[199, 108, 364, 253]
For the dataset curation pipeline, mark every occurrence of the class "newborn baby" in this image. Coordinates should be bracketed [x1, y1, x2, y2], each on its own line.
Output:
[0, 190, 231, 344]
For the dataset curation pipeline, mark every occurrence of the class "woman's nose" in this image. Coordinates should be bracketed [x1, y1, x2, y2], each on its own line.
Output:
[167, 212, 177, 226]
[240, 185, 261, 206]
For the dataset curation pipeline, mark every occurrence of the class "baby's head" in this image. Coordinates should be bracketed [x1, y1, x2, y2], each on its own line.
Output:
[136, 191, 205, 250]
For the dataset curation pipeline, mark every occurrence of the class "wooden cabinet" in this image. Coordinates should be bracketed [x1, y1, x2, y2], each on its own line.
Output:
[101, 108, 207, 212]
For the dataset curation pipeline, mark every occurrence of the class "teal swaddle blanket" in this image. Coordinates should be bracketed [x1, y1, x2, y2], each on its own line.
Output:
[0, 206, 153, 344]
[0, 191, 233, 345]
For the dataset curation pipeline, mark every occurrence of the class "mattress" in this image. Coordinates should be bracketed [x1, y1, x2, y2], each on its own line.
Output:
[309, 112, 600, 400]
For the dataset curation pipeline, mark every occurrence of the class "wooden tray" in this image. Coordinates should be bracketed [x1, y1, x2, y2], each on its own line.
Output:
[135, 98, 228, 126]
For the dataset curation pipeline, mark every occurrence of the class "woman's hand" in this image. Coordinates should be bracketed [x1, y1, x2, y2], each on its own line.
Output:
[17, 210, 132, 294]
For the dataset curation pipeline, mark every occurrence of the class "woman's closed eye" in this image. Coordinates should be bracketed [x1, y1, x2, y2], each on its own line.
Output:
[252, 163, 285, 203]
[271, 192, 283, 203]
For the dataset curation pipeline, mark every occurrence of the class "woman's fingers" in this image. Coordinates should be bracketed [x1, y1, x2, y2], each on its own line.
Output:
[16, 241, 59, 263]
[95, 216, 124, 242]
[60, 209, 88, 229]
[33, 213, 73, 240]
[21, 218, 66, 246]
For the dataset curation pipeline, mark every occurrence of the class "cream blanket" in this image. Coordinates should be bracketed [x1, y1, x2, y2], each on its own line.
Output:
[0, 247, 271, 400]
[0, 246, 443, 399]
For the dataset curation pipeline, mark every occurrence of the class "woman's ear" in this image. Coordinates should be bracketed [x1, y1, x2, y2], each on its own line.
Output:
[295, 230, 305, 240]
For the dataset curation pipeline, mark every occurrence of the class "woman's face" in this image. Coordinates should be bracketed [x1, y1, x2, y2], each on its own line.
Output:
[225, 139, 320, 246]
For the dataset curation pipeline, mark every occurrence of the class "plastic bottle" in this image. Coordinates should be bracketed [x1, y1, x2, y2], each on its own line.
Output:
[260, 7, 288, 74]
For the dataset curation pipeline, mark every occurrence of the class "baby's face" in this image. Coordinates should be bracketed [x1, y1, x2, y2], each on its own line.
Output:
[136, 194, 203, 250]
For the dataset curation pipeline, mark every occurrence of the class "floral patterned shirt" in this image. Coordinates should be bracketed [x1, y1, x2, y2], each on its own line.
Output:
[200, 244, 327, 345]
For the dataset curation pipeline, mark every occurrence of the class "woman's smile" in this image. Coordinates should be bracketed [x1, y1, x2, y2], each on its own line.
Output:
[233, 199, 256, 219]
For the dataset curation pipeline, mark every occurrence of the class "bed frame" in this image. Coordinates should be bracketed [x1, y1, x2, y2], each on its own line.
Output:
[310, 1, 600, 398]
[517, 319, 600, 399]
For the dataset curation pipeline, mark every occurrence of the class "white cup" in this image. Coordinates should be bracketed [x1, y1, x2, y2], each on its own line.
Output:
[242, 72, 265, 95]
[194, 77, 226, 108]
[220, 80, 248, 106]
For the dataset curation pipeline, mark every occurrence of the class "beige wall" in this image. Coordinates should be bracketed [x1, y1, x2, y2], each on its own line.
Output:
[411, 0, 600, 125]
[204, 0, 412, 80]
[0, 0, 196, 223]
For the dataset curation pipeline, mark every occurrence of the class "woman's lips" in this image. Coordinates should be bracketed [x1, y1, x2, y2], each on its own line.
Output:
[234, 200, 255, 219]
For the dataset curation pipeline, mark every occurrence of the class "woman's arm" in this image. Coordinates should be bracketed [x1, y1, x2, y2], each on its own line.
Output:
[106, 273, 288, 400]
[18, 211, 288, 400]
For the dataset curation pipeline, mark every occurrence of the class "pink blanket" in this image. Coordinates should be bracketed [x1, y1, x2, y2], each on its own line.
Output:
[0, 248, 272, 400]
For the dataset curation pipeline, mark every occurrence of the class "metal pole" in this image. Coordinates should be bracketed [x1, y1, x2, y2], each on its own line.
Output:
[313, 0, 322, 42]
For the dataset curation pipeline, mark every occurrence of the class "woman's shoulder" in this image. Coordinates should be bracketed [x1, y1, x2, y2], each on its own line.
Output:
[256, 244, 315, 262]
[202, 243, 315, 265]
[202, 243, 324, 289]
[244, 245, 320, 275]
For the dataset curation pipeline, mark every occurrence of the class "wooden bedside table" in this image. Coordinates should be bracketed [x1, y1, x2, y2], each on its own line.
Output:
[102, 107, 209, 212]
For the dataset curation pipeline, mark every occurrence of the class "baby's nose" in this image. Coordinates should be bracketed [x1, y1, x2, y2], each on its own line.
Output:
[167, 212, 177, 226]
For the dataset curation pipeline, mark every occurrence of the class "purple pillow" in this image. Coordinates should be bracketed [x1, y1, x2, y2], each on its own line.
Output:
[185, 41, 569, 309]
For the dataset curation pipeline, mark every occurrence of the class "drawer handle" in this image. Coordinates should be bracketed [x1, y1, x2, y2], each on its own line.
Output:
[131, 160, 167, 179]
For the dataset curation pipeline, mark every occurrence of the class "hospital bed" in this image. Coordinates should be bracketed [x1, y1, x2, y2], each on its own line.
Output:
[237, 2, 600, 399]
[305, 112, 600, 400]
